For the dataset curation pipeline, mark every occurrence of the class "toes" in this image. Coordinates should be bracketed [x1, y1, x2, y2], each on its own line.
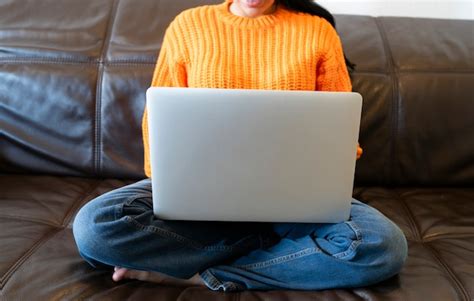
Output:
[127, 270, 151, 282]
[111, 268, 204, 287]
[112, 267, 128, 282]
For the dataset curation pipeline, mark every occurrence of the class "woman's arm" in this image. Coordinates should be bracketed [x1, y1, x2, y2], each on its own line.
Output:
[315, 21, 362, 160]
[315, 21, 351, 92]
[143, 21, 188, 178]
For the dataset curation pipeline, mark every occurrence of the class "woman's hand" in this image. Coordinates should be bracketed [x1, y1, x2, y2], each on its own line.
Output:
[357, 143, 363, 160]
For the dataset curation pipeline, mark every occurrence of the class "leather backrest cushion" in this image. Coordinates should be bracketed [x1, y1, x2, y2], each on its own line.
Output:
[0, 0, 220, 178]
[338, 15, 474, 186]
[379, 17, 474, 186]
[1, 0, 473, 185]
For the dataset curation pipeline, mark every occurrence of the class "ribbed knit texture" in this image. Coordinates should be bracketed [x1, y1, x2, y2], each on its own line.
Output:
[143, 0, 352, 177]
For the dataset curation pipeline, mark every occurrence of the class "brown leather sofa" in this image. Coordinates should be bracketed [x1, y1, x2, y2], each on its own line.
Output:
[1, 0, 473, 300]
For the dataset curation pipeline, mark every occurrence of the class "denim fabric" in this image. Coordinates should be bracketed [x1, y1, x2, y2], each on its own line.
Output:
[73, 179, 408, 291]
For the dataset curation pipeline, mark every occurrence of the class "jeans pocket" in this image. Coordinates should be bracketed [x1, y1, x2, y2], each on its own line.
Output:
[329, 220, 362, 261]
[116, 196, 263, 254]
[115, 194, 153, 221]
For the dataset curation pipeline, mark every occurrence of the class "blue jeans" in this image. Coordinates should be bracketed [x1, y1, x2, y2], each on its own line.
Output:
[73, 179, 407, 291]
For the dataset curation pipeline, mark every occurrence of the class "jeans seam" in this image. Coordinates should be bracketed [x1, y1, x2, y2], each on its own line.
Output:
[115, 194, 258, 252]
[113, 195, 208, 250]
[200, 270, 244, 291]
[234, 247, 322, 270]
[200, 270, 222, 289]
[114, 193, 151, 220]
[346, 220, 362, 240]
[123, 216, 242, 251]
[331, 220, 363, 260]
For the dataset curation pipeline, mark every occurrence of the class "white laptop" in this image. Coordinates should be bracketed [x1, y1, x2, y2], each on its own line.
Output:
[146, 87, 362, 223]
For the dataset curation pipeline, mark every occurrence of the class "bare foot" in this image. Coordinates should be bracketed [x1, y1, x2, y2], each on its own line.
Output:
[112, 267, 206, 287]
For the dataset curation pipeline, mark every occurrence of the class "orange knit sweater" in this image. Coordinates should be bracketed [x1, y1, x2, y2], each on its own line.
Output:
[143, 0, 352, 177]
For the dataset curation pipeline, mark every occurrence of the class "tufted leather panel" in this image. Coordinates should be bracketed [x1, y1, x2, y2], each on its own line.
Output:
[0, 0, 473, 300]
[0, 176, 473, 300]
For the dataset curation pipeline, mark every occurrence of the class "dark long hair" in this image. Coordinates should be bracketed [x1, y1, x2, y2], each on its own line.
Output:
[279, 0, 355, 71]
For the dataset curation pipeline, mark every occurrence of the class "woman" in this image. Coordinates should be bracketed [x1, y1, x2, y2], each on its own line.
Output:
[73, 0, 408, 291]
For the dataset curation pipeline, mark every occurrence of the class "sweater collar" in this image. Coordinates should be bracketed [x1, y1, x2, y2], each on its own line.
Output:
[216, 0, 293, 28]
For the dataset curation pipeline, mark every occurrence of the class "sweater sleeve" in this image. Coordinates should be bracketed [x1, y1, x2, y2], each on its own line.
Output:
[142, 23, 188, 178]
[315, 21, 352, 92]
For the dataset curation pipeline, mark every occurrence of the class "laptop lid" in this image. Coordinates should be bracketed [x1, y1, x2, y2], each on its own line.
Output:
[146, 87, 362, 223]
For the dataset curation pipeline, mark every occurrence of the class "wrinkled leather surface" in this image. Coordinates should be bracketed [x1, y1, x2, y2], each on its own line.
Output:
[0, 0, 473, 300]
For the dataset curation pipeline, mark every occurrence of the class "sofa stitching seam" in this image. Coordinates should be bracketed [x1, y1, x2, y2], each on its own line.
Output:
[395, 190, 422, 241]
[374, 18, 399, 186]
[94, 0, 121, 176]
[0, 214, 60, 228]
[60, 180, 104, 227]
[0, 228, 61, 290]
[0, 59, 158, 65]
[0, 58, 473, 73]
[425, 243, 470, 301]
[423, 233, 474, 242]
